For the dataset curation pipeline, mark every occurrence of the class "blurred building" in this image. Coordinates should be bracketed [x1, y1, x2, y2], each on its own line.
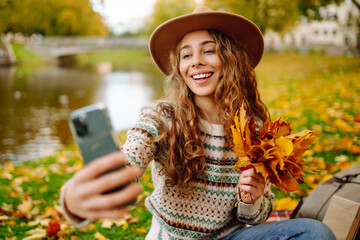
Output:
[264, 1, 359, 55]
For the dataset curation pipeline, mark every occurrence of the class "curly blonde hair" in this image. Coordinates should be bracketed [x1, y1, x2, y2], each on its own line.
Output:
[151, 29, 270, 189]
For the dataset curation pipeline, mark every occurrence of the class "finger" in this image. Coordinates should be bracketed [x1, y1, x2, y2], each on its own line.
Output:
[240, 175, 260, 187]
[253, 172, 265, 184]
[239, 185, 262, 201]
[240, 168, 257, 178]
[241, 169, 265, 183]
[82, 182, 143, 211]
[74, 152, 129, 183]
[239, 184, 255, 194]
[80, 166, 142, 197]
[85, 207, 132, 221]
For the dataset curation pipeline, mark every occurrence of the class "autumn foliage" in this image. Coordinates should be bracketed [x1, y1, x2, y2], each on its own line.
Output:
[46, 219, 61, 236]
[231, 104, 317, 194]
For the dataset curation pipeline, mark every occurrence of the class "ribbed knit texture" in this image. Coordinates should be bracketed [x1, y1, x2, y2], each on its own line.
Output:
[59, 103, 274, 239]
[122, 104, 274, 240]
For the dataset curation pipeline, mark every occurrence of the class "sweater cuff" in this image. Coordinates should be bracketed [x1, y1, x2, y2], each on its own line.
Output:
[60, 179, 92, 228]
[236, 195, 263, 219]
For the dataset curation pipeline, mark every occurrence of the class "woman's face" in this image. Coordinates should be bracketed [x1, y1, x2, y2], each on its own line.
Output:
[179, 30, 222, 99]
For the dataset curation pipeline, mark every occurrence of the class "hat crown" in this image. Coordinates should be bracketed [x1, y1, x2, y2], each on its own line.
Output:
[193, 6, 213, 13]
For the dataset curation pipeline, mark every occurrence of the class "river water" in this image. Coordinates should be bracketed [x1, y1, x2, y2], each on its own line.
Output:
[0, 66, 163, 164]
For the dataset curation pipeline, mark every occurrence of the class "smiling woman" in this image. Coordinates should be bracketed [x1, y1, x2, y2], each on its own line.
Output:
[60, 6, 336, 240]
[179, 30, 222, 103]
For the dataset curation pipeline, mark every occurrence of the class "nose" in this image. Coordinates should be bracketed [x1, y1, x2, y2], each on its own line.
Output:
[191, 53, 205, 67]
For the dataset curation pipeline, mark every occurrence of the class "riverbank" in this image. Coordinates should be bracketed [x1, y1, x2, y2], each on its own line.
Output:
[74, 49, 158, 73]
[12, 43, 44, 67]
[12, 43, 159, 73]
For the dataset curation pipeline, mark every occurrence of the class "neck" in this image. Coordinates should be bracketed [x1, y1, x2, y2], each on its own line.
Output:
[194, 95, 219, 124]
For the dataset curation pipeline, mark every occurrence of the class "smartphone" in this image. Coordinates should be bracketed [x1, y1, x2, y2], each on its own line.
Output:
[69, 103, 119, 165]
[69, 103, 130, 195]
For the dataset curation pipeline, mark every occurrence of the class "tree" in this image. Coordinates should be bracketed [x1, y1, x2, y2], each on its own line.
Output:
[298, 0, 359, 19]
[0, 0, 108, 36]
[203, 0, 301, 34]
[145, 0, 197, 35]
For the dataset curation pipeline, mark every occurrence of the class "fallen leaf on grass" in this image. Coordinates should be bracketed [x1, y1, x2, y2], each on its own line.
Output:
[136, 226, 147, 234]
[3, 161, 14, 171]
[17, 199, 32, 213]
[94, 231, 109, 240]
[0, 215, 9, 220]
[43, 206, 62, 219]
[7, 220, 16, 226]
[111, 218, 127, 227]
[128, 216, 139, 223]
[23, 228, 46, 240]
[28, 218, 50, 227]
[5, 237, 16, 240]
[101, 219, 113, 228]
[46, 219, 61, 236]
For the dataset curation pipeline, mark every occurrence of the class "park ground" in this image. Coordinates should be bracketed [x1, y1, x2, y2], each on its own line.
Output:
[0, 50, 359, 239]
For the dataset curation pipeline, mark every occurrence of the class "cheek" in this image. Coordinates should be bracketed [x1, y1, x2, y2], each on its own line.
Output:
[179, 61, 187, 78]
[215, 57, 222, 72]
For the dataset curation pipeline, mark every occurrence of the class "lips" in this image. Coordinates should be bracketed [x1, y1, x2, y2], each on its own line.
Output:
[191, 72, 213, 80]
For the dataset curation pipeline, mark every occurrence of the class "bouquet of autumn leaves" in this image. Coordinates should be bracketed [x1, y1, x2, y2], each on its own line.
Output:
[231, 104, 317, 194]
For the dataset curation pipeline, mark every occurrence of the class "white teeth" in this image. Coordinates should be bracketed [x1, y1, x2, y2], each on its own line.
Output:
[192, 73, 212, 79]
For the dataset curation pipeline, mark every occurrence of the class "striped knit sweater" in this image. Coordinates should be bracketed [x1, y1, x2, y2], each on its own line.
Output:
[60, 104, 274, 239]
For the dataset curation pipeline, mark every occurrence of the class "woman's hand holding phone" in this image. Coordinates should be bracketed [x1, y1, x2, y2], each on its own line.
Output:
[64, 152, 143, 221]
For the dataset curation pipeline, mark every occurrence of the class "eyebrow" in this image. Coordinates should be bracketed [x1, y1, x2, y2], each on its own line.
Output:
[180, 40, 216, 52]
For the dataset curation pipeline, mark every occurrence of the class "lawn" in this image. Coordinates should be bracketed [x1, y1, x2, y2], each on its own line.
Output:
[0, 52, 359, 239]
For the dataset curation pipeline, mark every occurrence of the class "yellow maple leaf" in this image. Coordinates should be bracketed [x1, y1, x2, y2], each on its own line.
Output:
[276, 136, 293, 156]
[94, 232, 109, 240]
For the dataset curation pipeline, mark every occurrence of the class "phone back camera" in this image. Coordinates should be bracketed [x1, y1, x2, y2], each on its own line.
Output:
[73, 117, 88, 137]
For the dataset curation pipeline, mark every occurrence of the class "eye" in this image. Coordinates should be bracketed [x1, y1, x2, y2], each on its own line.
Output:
[204, 50, 215, 54]
[182, 54, 191, 59]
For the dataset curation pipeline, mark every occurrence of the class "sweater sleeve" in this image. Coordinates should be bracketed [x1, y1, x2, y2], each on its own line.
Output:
[236, 180, 274, 225]
[121, 104, 164, 174]
[60, 105, 161, 227]
[60, 179, 92, 228]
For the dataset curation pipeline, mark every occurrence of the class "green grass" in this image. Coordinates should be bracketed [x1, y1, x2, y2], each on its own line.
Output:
[74, 49, 158, 72]
[0, 148, 153, 239]
[12, 43, 44, 67]
[12, 43, 159, 73]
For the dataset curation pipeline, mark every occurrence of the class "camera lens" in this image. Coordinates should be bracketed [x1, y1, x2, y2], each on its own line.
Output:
[73, 116, 88, 137]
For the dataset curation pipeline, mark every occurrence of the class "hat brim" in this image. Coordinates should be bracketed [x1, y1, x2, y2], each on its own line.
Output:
[149, 11, 264, 75]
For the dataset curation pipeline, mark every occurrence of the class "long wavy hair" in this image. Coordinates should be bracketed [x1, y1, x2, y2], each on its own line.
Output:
[150, 29, 270, 189]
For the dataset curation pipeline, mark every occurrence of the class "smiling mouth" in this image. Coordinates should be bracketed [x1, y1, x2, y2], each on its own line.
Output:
[192, 72, 213, 80]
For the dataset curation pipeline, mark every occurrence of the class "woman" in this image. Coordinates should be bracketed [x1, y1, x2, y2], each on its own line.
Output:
[61, 6, 335, 240]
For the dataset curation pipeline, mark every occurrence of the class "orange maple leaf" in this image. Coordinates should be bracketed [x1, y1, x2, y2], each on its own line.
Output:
[231, 104, 317, 194]
[46, 219, 61, 237]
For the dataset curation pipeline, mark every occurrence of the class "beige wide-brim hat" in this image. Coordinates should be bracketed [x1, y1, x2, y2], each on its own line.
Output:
[149, 6, 264, 75]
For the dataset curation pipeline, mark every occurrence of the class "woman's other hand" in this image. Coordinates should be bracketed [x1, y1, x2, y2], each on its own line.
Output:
[64, 152, 143, 221]
[239, 167, 265, 204]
